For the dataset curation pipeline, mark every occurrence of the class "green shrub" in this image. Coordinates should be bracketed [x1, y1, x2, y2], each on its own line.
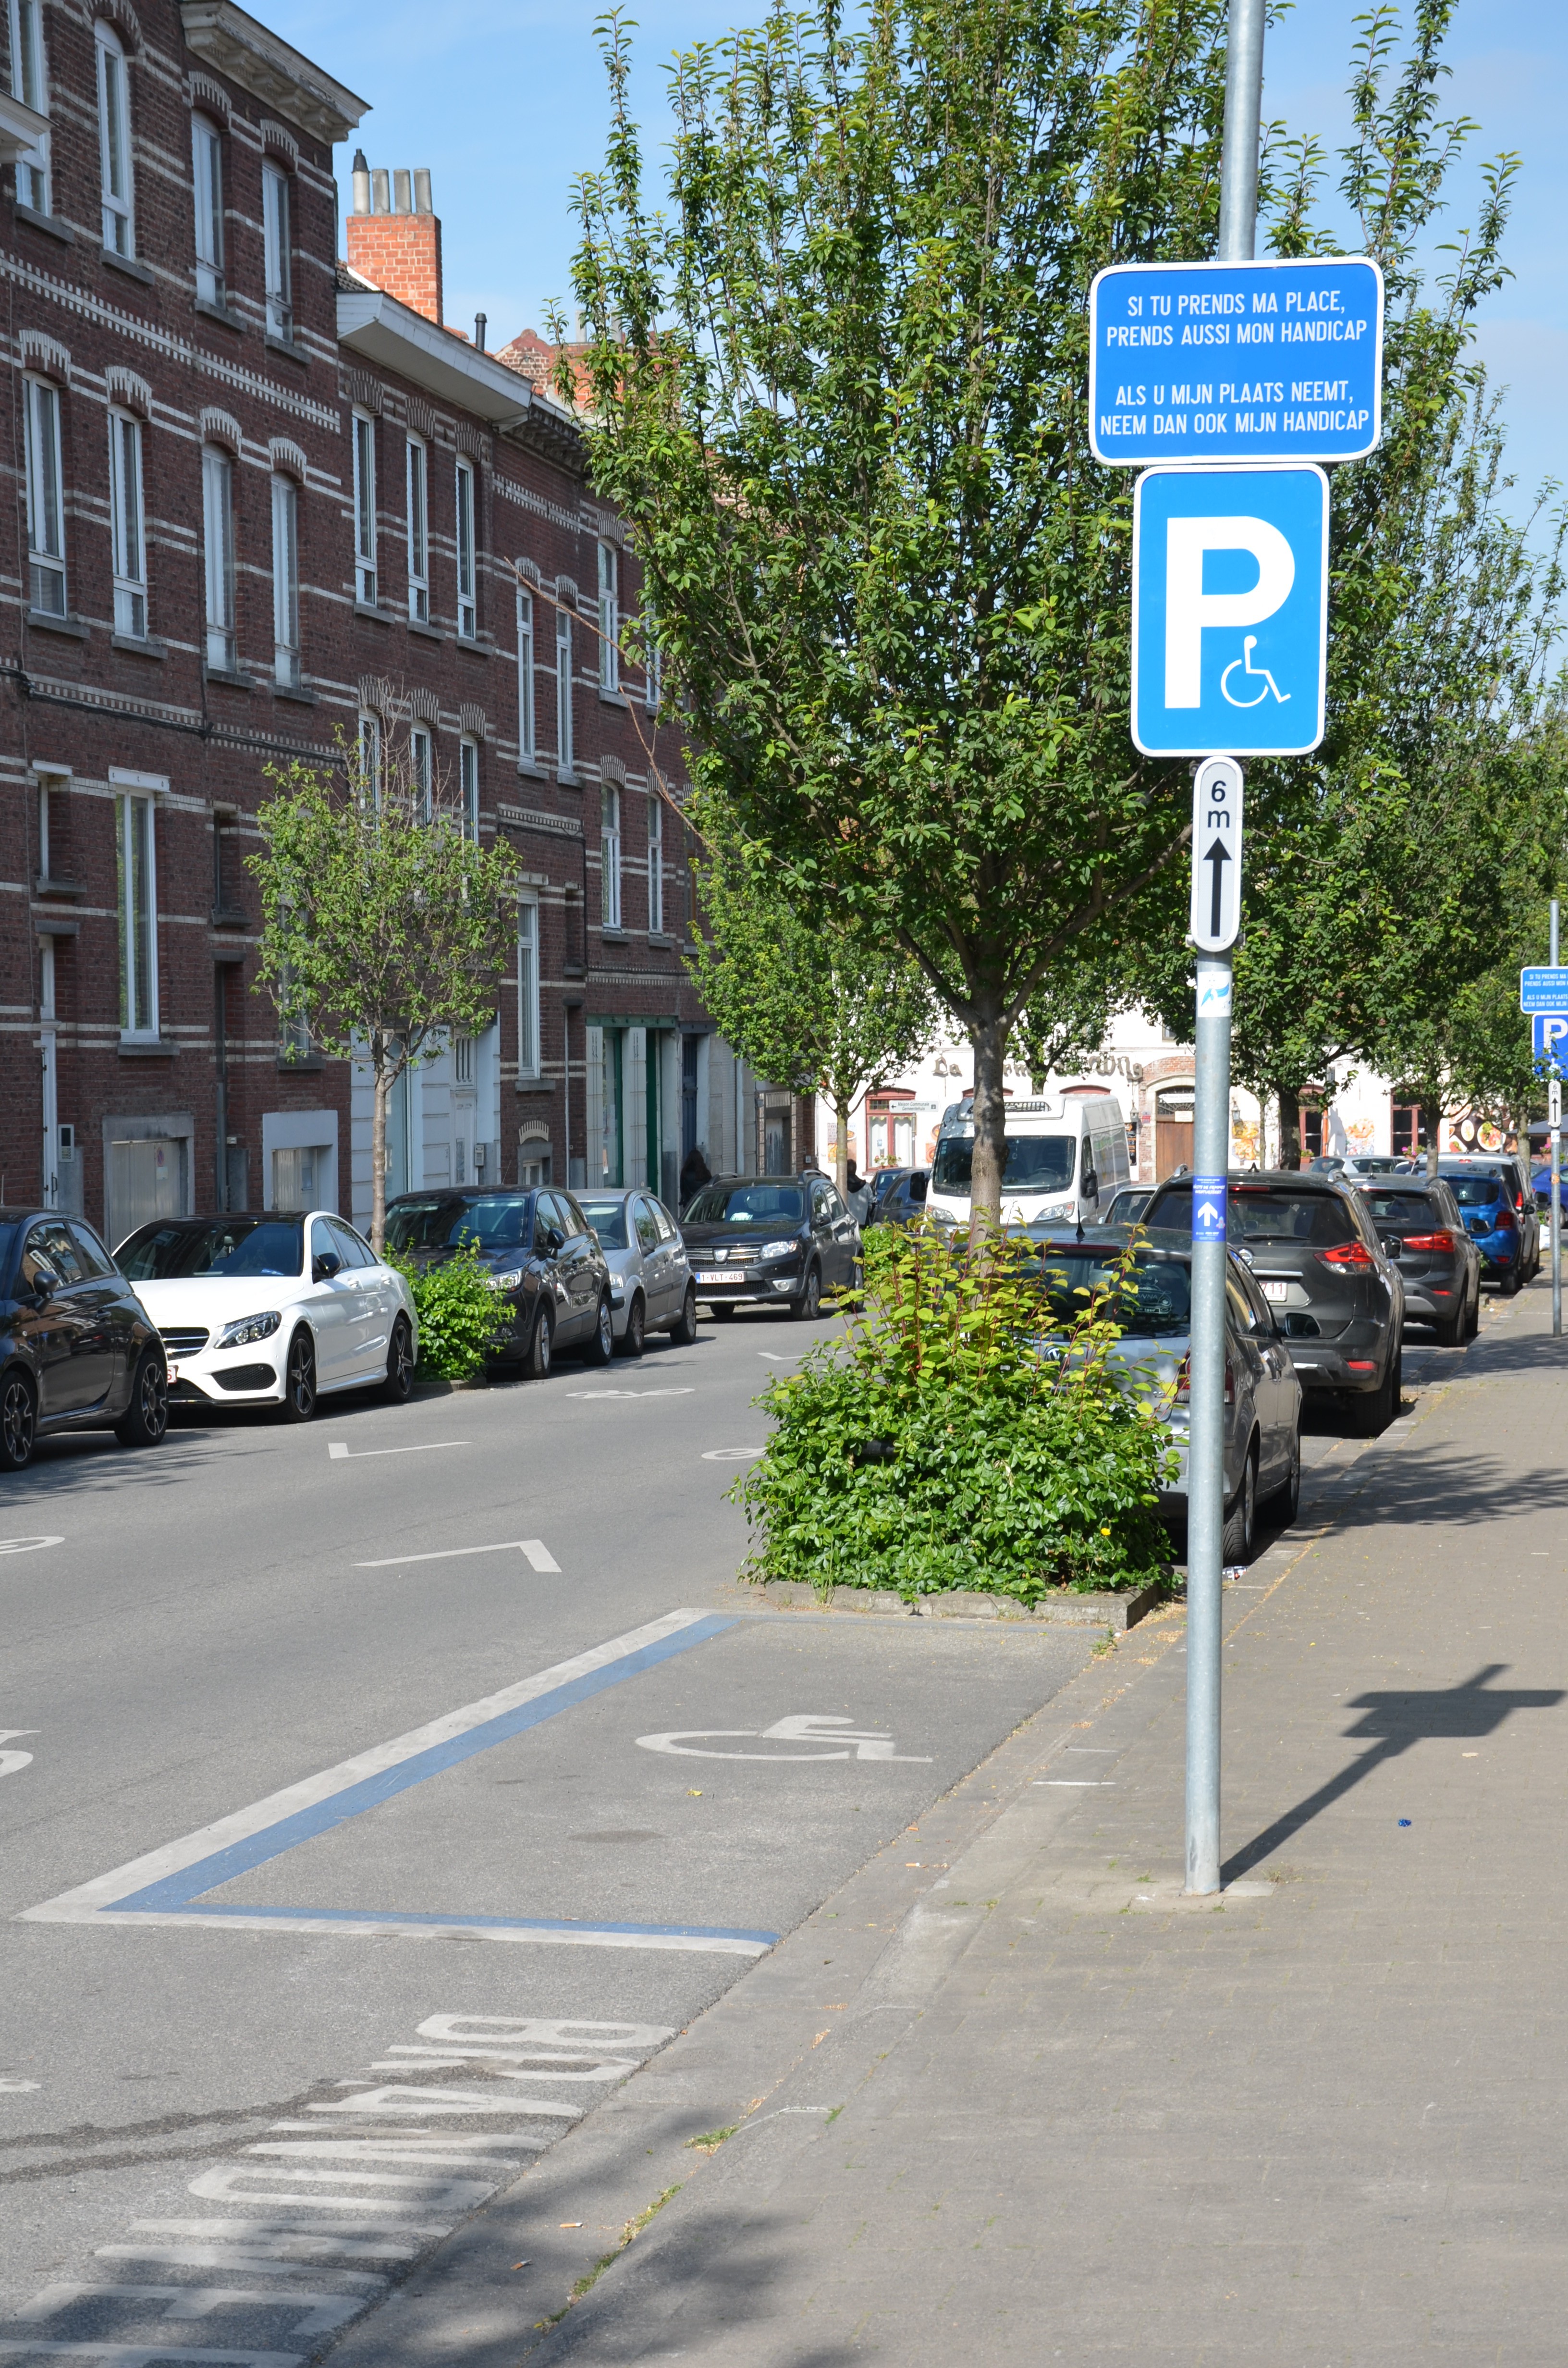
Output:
[732, 1224, 1176, 1600]
[390, 1243, 512, 1381]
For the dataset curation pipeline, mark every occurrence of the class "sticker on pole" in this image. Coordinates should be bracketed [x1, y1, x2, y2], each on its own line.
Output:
[1189, 757, 1243, 951]
[1191, 1176, 1227, 1244]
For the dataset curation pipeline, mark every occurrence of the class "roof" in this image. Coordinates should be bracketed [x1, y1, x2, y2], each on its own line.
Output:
[179, 1, 368, 144]
[337, 280, 582, 460]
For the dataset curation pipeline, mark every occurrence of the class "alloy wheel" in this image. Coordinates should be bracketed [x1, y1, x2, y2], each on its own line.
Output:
[0, 1371, 37, 1472]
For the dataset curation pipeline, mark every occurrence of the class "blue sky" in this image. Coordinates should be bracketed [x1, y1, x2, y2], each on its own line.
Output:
[274, 1, 1563, 520]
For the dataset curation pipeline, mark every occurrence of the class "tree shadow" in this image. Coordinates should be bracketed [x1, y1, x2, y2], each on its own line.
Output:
[1303, 1439, 1568, 1533]
[1224, 1664, 1565, 1882]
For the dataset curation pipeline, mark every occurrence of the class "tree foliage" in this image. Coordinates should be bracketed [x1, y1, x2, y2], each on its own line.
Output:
[250, 733, 518, 1247]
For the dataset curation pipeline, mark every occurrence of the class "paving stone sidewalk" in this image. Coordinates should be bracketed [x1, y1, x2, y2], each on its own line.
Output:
[519, 1281, 1567, 2365]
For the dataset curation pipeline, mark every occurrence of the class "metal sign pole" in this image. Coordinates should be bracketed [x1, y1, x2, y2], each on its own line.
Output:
[1185, 0, 1264, 1899]
[1553, 900, 1562, 1342]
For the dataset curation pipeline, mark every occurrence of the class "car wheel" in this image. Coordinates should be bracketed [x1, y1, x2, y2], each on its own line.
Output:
[1464, 1280, 1482, 1341]
[279, 1328, 317, 1423]
[672, 1283, 698, 1346]
[1433, 1300, 1464, 1347]
[1260, 1430, 1300, 1528]
[709, 1303, 735, 1322]
[0, 1367, 38, 1472]
[114, 1347, 169, 1448]
[1346, 1354, 1395, 1438]
[1222, 1447, 1258, 1566]
[526, 1302, 553, 1379]
[790, 1265, 822, 1322]
[383, 1316, 415, 1403]
[617, 1294, 646, 1358]
[1504, 1260, 1523, 1297]
[584, 1295, 614, 1366]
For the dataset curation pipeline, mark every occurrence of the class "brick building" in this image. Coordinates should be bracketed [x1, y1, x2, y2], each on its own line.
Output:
[0, 0, 776, 1251]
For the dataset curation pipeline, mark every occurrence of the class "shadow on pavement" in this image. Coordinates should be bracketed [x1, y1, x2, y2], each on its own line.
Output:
[1224, 1664, 1566, 1882]
[1307, 1438, 1568, 1531]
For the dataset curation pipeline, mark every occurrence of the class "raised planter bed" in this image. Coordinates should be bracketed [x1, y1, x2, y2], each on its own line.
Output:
[732, 1578, 1165, 1632]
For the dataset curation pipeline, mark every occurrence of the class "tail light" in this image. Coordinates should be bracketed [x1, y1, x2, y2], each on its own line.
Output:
[1174, 1354, 1234, 1404]
[1496, 1205, 1518, 1234]
[1400, 1231, 1455, 1253]
[1318, 1239, 1374, 1271]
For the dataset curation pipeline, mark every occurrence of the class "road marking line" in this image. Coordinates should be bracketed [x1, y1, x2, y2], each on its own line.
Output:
[701, 1448, 765, 1461]
[1035, 1780, 1115, 1787]
[0, 1535, 63, 1554]
[566, 1388, 695, 1399]
[0, 2348, 307, 2364]
[22, 1611, 777, 1956]
[329, 1443, 467, 1461]
[355, 1540, 559, 1571]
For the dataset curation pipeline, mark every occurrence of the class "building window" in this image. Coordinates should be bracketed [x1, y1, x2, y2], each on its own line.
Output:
[453, 1031, 474, 1085]
[405, 435, 428, 623]
[352, 410, 376, 605]
[515, 584, 535, 764]
[271, 472, 299, 688]
[644, 607, 662, 714]
[598, 540, 619, 691]
[459, 736, 479, 840]
[191, 112, 223, 303]
[262, 161, 291, 339]
[1391, 1102, 1421, 1159]
[357, 711, 381, 805]
[23, 377, 65, 616]
[202, 446, 236, 671]
[410, 722, 432, 820]
[117, 791, 157, 1037]
[108, 409, 146, 638]
[647, 791, 663, 934]
[556, 603, 574, 780]
[455, 457, 477, 639]
[95, 21, 133, 255]
[602, 784, 622, 930]
[517, 897, 539, 1079]
[9, 0, 49, 211]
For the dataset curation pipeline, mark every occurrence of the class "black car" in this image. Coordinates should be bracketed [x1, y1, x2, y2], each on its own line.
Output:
[681, 1173, 860, 1320]
[1352, 1177, 1481, 1345]
[0, 1209, 168, 1470]
[863, 1167, 930, 1229]
[1141, 1170, 1405, 1435]
[384, 1187, 614, 1376]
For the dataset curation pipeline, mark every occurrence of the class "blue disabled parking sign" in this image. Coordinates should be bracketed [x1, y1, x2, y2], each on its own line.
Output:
[1131, 464, 1328, 756]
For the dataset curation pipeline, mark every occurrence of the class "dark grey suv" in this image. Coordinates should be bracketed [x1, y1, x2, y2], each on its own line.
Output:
[1142, 1171, 1405, 1435]
[681, 1173, 859, 1320]
[385, 1188, 614, 1376]
[1352, 1177, 1480, 1345]
[0, 1210, 167, 1470]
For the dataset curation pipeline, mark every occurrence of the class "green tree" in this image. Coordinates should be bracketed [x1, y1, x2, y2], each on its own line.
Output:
[684, 822, 935, 1191]
[250, 732, 519, 1249]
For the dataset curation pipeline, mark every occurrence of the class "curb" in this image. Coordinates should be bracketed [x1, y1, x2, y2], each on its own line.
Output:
[720, 1576, 1164, 1631]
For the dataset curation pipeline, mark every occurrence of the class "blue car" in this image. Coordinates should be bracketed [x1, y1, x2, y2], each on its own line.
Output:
[1438, 1161, 1536, 1295]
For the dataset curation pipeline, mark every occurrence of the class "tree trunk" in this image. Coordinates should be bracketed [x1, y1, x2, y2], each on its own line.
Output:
[1277, 1089, 1302, 1172]
[968, 1003, 1008, 1248]
[834, 1099, 849, 1196]
[1422, 1096, 1442, 1177]
[371, 1039, 389, 1253]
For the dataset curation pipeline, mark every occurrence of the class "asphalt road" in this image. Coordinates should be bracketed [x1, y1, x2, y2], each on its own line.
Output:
[0, 1306, 1096, 2362]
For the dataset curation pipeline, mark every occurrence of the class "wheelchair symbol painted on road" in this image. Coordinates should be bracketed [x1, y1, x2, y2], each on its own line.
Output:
[1220, 635, 1290, 708]
[637, 1714, 931, 1763]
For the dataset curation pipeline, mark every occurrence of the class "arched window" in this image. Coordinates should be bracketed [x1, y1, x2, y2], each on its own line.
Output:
[515, 582, 535, 764]
[262, 159, 292, 340]
[201, 445, 235, 671]
[191, 111, 223, 302]
[459, 735, 479, 841]
[270, 473, 299, 688]
[95, 21, 134, 255]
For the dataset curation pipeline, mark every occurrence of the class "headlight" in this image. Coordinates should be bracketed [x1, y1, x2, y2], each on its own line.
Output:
[215, 1310, 282, 1350]
[757, 1239, 796, 1261]
[490, 1268, 525, 1291]
[609, 1281, 625, 1305]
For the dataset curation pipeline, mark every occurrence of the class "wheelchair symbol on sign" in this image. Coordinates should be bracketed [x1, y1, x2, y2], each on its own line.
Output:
[1221, 635, 1290, 708]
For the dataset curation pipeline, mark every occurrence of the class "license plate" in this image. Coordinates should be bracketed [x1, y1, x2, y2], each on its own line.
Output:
[696, 1270, 734, 1285]
[165, 1360, 179, 1382]
[1260, 1281, 1288, 1303]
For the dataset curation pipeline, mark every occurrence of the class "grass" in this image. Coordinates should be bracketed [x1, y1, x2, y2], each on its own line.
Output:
[685, 2126, 738, 2154]
[534, 2184, 683, 2330]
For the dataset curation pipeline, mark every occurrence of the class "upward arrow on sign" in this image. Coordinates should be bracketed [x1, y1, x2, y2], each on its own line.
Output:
[1204, 839, 1231, 940]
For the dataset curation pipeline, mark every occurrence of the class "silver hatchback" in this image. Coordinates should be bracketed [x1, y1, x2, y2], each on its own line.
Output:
[576, 1188, 698, 1356]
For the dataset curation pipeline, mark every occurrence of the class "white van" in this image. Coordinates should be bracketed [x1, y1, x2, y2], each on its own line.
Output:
[927, 1092, 1131, 1228]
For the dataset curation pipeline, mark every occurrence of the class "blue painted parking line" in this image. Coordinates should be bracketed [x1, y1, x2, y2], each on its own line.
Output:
[24, 1610, 779, 1957]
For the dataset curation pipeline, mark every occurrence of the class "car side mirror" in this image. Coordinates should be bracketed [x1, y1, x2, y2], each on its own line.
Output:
[28, 1263, 60, 1298]
[547, 1226, 565, 1253]
[1083, 1172, 1099, 1200]
[312, 1250, 342, 1282]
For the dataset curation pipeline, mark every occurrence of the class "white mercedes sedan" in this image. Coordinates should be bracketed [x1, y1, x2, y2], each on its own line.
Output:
[113, 1211, 416, 1421]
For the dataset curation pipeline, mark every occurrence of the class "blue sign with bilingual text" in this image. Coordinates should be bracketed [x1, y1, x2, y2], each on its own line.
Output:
[1521, 968, 1568, 1015]
[1089, 257, 1384, 467]
[1192, 1177, 1228, 1246]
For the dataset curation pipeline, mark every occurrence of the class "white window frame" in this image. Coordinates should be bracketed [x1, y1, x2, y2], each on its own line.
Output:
[202, 444, 236, 672]
[191, 111, 223, 304]
[647, 790, 663, 935]
[405, 434, 428, 623]
[459, 735, 479, 841]
[9, 0, 49, 212]
[515, 583, 535, 765]
[644, 608, 662, 714]
[352, 409, 377, 606]
[116, 790, 157, 1039]
[598, 539, 619, 691]
[602, 783, 622, 931]
[108, 408, 146, 639]
[95, 20, 133, 256]
[410, 722, 432, 821]
[357, 710, 382, 805]
[271, 471, 299, 688]
[516, 894, 540, 1080]
[262, 160, 291, 340]
[455, 456, 477, 640]
[23, 375, 65, 617]
[555, 603, 574, 781]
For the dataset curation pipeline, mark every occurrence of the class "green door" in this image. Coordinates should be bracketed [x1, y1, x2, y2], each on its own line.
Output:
[645, 1029, 660, 1189]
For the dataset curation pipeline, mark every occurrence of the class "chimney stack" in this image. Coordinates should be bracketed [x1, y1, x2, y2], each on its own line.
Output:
[346, 157, 443, 327]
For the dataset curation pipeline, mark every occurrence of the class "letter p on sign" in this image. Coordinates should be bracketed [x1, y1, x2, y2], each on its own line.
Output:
[1131, 464, 1328, 757]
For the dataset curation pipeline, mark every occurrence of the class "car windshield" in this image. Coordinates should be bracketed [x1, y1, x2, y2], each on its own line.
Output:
[385, 1195, 533, 1253]
[117, 1219, 305, 1280]
[1358, 1190, 1442, 1224]
[1151, 1184, 1357, 1246]
[931, 1134, 1076, 1195]
[1020, 1245, 1193, 1336]
[685, 1184, 805, 1226]
[1443, 1174, 1507, 1209]
[578, 1200, 630, 1249]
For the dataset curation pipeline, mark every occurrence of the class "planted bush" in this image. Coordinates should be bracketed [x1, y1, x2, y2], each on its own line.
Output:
[733, 1224, 1176, 1601]
[391, 1244, 512, 1382]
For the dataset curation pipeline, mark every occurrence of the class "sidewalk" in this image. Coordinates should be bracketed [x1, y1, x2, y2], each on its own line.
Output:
[334, 1281, 1566, 2366]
